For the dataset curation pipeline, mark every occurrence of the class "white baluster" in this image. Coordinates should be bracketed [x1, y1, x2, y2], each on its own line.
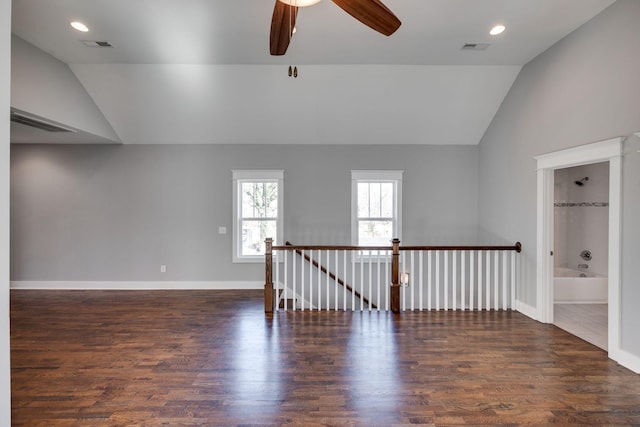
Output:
[377, 252, 381, 312]
[284, 250, 288, 311]
[312, 249, 317, 310]
[511, 251, 516, 310]
[410, 250, 415, 311]
[427, 250, 432, 311]
[352, 251, 356, 311]
[292, 250, 296, 311]
[385, 251, 390, 311]
[444, 250, 449, 311]
[334, 250, 339, 311]
[477, 251, 483, 310]
[368, 252, 373, 311]
[452, 250, 457, 311]
[274, 250, 279, 312]
[318, 249, 322, 311]
[461, 251, 466, 311]
[344, 251, 348, 311]
[470, 250, 474, 311]
[494, 250, 499, 311]
[419, 250, 424, 311]
[435, 251, 440, 311]
[399, 251, 407, 311]
[360, 254, 364, 311]
[301, 250, 305, 311]
[502, 251, 508, 311]
[485, 250, 491, 311]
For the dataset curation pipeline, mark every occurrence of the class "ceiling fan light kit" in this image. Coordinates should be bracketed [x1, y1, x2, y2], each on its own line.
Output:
[270, 0, 402, 56]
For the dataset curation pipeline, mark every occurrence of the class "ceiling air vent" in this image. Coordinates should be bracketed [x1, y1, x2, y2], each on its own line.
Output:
[461, 43, 490, 51]
[81, 40, 114, 48]
[10, 111, 76, 133]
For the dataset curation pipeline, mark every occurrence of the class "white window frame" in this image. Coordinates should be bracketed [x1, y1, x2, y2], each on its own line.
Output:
[232, 170, 284, 263]
[351, 170, 403, 254]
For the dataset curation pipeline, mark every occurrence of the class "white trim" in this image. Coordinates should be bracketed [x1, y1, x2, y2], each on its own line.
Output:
[535, 137, 623, 170]
[536, 168, 555, 323]
[554, 300, 607, 304]
[607, 154, 622, 356]
[612, 348, 640, 374]
[351, 170, 403, 247]
[231, 170, 285, 180]
[0, 1, 11, 421]
[232, 170, 284, 263]
[536, 137, 623, 366]
[351, 170, 404, 181]
[515, 300, 539, 321]
[10, 281, 263, 290]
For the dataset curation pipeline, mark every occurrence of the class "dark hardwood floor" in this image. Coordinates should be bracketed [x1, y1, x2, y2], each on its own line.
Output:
[10, 290, 640, 426]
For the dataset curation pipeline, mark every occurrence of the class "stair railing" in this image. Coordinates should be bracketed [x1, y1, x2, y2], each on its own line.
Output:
[265, 238, 521, 314]
[284, 241, 377, 310]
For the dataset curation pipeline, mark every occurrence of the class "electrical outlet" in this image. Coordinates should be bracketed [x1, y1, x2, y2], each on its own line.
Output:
[160, 265, 166, 273]
[218, 226, 227, 235]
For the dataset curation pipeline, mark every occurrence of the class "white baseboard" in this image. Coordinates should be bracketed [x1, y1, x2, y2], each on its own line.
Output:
[554, 299, 607, 304]
[610, 348, 640, 374]
[10, 281, 263, 290]
[515, 299, 539, 321]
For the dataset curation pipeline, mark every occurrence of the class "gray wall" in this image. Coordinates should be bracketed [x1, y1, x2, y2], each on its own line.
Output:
[1, 0, 11, 420]
[11, 144, 478, 282]
[11, 36, 119, 142]
[478, 0, 640, 355]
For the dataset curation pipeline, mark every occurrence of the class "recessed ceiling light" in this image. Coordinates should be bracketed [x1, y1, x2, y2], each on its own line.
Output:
[70, 21, 89, 32]
[490, 24, 506, 36]
[279, 0, 322, 7]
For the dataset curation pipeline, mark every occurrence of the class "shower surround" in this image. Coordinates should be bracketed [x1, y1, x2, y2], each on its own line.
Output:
[554, 162, 609, 303]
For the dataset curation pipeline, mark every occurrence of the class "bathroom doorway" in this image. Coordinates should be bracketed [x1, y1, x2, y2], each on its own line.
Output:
[553, 162, 609, 350]
[535, 137, 622, 359]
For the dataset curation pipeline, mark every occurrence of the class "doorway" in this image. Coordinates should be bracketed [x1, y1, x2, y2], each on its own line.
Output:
[552, 162, 609, 350]
[535, 137, 622, 357]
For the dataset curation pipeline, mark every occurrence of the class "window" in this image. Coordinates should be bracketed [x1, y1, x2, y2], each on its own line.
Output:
[232, 170, 283, 263]
[351, 170, 403, 248]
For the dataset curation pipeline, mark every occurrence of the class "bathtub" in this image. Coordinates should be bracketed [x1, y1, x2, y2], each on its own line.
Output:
[554, 267, 608, 303]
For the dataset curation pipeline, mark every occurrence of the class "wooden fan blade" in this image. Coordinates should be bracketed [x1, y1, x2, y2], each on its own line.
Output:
[270, 0, 298, 55]
[331, 0, 401, 36]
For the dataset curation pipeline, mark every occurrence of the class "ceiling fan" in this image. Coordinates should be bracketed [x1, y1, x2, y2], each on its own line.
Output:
[270, 0, 401, 55]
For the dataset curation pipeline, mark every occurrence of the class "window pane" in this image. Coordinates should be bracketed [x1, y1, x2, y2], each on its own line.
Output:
[380, 182, 393, 218]
[357, 182, 369, 218]
[242, 182, 278, 219]
[369, 183, 381, 218]
[358, 220, 392, 245]
[263, 182, 278, 218]
[240, 182, 255, 218]
[241, 219, 277, 256]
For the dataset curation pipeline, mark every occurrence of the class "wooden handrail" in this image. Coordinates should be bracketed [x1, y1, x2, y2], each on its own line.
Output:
[285, 242, 377, 310]
[273, 242, 522, 253]
[400, 242, 522, 253]
[265, 239, 523, 313]
[273, 244, 392, 251]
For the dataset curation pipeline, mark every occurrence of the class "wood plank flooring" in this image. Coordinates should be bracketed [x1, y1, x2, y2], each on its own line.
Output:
[11, 290, 640, 426]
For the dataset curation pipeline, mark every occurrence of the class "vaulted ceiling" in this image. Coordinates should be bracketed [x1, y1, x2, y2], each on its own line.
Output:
[10, 0, 615, 145]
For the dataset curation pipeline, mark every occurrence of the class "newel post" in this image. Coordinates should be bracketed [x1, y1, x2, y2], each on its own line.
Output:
[264, 238, 274, 313]
[391, 238, 401, 313]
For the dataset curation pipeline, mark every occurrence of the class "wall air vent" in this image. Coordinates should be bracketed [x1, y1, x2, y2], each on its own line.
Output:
[10, 111, 76, 133]
[81, 40, 114, 48]
[461, 43, 490, 51]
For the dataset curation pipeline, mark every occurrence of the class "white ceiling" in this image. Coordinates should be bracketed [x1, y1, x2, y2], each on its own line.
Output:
[10, 0, 616, 144]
